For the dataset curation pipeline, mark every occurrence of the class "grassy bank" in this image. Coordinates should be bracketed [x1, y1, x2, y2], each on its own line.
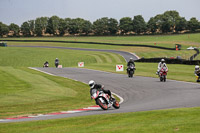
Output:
[2, 33, 200, 59]
[1, 107, 200, 133]
[85, 62, 196, 82]
[0, 47, 125, 118]
[1, 33, 200, 48]
[0, 67, 94, 118]
[0, 47, 124, 67]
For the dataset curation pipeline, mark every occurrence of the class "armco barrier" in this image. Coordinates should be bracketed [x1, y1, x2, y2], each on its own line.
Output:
[135, 58, 200, 65]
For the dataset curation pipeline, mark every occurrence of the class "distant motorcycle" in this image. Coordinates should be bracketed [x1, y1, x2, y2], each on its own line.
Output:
[127, 64, 136, 78]
[43, 62, 49, 68]
[159, 67, 168, 82]
[91, 89, 120, 110]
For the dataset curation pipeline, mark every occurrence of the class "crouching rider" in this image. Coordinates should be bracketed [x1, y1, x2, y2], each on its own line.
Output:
[194, 65, 200, 82]
[89, 80, 114, 102]
[156, 59, 168, 75]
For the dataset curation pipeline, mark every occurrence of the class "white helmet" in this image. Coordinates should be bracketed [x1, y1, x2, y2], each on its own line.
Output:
[161, 59, 165, 62]
[195, 65, 199, 70]
[89, 80, 95, 88]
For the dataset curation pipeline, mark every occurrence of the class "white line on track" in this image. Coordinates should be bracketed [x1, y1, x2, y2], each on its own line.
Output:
[28, 67, 56, 76]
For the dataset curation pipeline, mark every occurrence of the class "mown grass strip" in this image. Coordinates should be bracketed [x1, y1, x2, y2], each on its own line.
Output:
[1, 107, 200, 133]
[0, 67, 93, 119]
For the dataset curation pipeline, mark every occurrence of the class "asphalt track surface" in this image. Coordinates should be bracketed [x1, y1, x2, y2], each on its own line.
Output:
[1, 46, 200, 123]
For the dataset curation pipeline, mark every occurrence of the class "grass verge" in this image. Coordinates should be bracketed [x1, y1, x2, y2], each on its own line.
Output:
[85, 62, 196, 83]
[1, 107, 200, 133]
[0, 67, 93, 119]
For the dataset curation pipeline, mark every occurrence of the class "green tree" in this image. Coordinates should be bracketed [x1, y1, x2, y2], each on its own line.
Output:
[64, 18, 71, 34]
[187, 17, 199, 31]
[147, 17, 157, 33]
[93, 17, 118, 35]
[9, 23, 20, 36]
[28, 20, 35, 36]
[46, 16, 60, 35]
[35, 18, 43, 36]
[93, 17, 110, 35]
[163, 10, 180, 32]
[82, 20, 92, 35]
[0, 22, 9, 37]
[58, 18, 67, 36]
[35, 17, 48, 36]
[160, 14, 172, 33]
[21, 21, 30, 36]
[68, 18, 84, 34]
[108, 18, 118, 35]
[175, 17, 187, 32]
[132, 15, 147, 34]
[119, 17, 133, 34]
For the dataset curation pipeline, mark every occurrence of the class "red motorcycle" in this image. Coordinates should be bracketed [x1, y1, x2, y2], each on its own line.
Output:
[159, 67, 168, 82]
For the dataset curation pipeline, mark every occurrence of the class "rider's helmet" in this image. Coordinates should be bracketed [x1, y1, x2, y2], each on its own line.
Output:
[89, 80, 95, 88]
[161, 59, 165, 63]
[130, 58, 134, 62]
[195, 65, 200, 71]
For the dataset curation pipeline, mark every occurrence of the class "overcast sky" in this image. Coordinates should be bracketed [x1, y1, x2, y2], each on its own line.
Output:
[0, 0, 200, 26]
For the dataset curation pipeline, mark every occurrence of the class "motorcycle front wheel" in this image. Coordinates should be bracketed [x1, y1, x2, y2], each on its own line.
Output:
[112, 100, 120, 109]
[160, 76, 163, 82]
[96, 98, 108, 110]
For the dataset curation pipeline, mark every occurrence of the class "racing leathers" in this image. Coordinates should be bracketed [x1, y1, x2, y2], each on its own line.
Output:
[194, 69, 200, 82]
[90, 84, 112, 100]
[127, 60, 135, 72]
[157, 62, 168, 74]
[55, 59, 59, 68]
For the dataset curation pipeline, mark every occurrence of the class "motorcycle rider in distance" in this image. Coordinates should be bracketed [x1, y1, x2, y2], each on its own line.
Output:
[55, 58, 59, 68]
[194, 65, 200, 82]
[43, 61, 49, 68]
[89, 80, 113, 102]
[127, 58, 135, 72]
[156, 59, 168, 75]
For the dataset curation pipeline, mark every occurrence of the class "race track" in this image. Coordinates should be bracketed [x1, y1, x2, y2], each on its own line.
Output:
[2, 67, 200, 123]
[1, 46, 200, 123]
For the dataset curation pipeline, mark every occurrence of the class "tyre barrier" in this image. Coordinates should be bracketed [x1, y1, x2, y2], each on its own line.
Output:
[135, 57, 200, 65]
[2, 39, 176, 50]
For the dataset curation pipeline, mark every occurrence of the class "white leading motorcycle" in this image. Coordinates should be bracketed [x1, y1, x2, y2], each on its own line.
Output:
[91, 89, 120, 110]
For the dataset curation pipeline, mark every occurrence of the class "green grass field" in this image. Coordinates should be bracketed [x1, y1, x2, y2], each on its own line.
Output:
[0, 34, 200, 132]
[2, 33, 200, 48]
[0, 47, 124, 118]
[0, 67, 94, 118]
[0, 46, 197, 119]
[2, 33, 200, 59]
[1, 107, 200, 133]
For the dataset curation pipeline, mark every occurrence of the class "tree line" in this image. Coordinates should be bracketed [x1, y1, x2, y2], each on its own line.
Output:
[0, 10, 200, 37]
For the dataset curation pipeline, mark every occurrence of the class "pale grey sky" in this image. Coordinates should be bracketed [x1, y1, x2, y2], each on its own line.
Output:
[0, 0, 199, 26]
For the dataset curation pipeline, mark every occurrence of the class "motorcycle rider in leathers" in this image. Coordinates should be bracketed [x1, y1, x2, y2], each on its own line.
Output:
[55, 58, 59, 68]
[194, 65, 200, 82]
[127, 58, 135, 73]
[156, 59, 168, 75]
[89, 80, 113, 102]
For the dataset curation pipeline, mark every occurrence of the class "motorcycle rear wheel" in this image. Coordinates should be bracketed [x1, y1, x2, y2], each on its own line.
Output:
[163, 75, 166, 82]
[96, 98, 108, 110]
[112, 100, 120, 109]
